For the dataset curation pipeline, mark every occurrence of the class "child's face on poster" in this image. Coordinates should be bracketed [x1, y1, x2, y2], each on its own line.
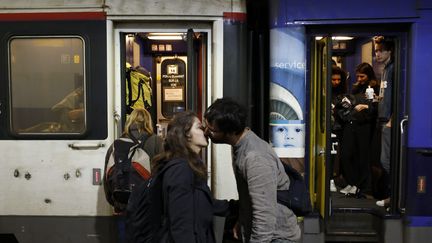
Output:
[271, 124, 305, 148]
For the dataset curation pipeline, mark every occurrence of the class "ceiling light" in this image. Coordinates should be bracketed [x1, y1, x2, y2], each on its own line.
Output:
[147, 33, 184, 40]
[332, 36, 354, 40]
[315, 36, 354, 41]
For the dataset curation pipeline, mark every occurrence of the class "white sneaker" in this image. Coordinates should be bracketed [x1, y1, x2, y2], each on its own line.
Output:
[340, 185, 357, 195]
[330, 179, 337, 192]
[346, 185, 358, 195]
[376, 198, 390, 207]
[340, 185, 352, 194]
[376, 200, 385, 207]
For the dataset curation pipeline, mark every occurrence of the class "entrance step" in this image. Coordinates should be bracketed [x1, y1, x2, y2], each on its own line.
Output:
[325, 212, 381, 242]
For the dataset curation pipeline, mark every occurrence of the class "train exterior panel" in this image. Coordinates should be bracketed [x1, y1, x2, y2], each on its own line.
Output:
[0, 0, 246, 242]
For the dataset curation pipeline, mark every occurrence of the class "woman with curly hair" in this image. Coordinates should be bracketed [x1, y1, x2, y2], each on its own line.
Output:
[152, 111, 230, 242]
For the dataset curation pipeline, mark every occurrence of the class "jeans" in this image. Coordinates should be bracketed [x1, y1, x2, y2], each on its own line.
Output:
[380, 125, 391, 174]
[115, 214, 126, 243]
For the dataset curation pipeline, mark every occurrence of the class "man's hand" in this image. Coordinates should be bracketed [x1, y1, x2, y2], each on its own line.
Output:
[354, 104, 368, 112]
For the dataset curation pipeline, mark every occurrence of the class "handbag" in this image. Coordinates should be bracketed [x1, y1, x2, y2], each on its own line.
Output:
[277, 162, 312, 216]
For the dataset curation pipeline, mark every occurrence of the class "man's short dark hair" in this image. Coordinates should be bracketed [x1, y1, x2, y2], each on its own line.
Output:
[374, 36, 394, 53]
[204, 97, 247, 135]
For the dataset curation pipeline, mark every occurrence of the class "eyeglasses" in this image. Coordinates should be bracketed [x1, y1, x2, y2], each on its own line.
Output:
[202, 123, 221, 136]
[205, 126, 216, 135]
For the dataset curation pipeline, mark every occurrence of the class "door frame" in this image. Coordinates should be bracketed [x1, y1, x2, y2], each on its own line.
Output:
[308, 36, 332, 218]
[306, 24, 410, 219]
[109, 20, 218, 185]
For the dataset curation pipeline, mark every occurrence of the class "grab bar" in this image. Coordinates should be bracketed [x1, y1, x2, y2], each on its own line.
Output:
[68, 142, 105, 150]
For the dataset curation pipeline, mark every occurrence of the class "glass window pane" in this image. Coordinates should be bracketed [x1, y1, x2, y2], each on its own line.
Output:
[9, 37, 86, 135]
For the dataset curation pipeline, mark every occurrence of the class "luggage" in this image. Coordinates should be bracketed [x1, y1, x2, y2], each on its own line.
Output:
[126, 159, 182, 243]
[126, 66, 153, 114]
[277, 162, 312, 216]
[104, 137, 151, 212]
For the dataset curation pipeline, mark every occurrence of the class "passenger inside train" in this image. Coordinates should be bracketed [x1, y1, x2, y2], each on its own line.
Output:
[51, 86, 84, 131]
[328, 35, 395, 209]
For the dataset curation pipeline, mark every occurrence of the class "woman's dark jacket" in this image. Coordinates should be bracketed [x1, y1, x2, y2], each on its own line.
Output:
[161, 158, 229, 243]
[351, 82, 378, 123]
[335, 82, 377, 124]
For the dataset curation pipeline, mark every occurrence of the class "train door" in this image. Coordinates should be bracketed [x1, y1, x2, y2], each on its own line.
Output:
[307, 26, 409, 242]
[309, 36, 332, 218]
[114, 25, 210, 156]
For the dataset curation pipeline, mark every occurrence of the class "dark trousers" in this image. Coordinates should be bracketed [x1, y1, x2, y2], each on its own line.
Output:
[339, 121, 372, 190]
[370, 121, 391, 199]
[115, 214, 126, 243]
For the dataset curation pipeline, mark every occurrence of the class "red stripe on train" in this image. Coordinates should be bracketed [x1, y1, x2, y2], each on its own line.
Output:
[223, 12, 247, 22]
[0, 12, 106, 21]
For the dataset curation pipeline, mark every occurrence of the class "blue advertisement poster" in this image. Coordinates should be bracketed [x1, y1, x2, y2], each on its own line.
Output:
[269, 26, 306, 158]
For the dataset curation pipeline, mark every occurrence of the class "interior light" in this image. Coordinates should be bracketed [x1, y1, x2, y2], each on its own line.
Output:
[147, 36, 183, 40]
[315, 36, 354, 40]
[332, 36, 354, 40]
[147, 33, 184, 40]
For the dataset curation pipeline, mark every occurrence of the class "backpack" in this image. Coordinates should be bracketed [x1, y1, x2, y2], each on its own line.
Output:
[126, 66, 152, 114]
[126, 159, 181, 243]
[277, 162, 312, 216]
[104, 137, 151, 212]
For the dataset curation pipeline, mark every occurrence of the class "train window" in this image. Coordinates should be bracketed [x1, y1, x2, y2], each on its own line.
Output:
[9, 36, 86, 135]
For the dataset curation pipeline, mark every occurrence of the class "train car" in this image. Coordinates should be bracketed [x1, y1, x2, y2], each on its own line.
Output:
[1, 0, 432, 243]
[0, 1, 247, 242]
[248, 0, 432, 242]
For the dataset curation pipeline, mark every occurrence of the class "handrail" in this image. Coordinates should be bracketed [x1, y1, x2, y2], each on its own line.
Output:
[68, 142, 105, 150]
[398, 115, 408, 211]
[114, 110, 121, 139]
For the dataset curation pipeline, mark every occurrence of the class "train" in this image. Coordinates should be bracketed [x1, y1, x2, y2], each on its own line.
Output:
[0, 0, 431, 242]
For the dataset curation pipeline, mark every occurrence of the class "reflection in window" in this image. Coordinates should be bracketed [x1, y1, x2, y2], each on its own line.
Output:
[9, 37, 85, 135]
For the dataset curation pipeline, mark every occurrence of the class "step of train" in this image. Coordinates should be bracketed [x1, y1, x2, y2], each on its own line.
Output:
[325, 212, 381, 242]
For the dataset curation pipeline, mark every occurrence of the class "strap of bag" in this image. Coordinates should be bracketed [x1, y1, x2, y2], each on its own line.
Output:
[103, 144, 114, 179]
[103, 144, 115, 204]
[128, 124, 149, 146]
[114, 140, 139, 174]
[126, 68, 133, 108]
[130, 78, 144, 107]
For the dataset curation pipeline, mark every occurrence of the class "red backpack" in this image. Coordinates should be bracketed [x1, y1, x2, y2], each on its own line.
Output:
[103, 137, 151, 212]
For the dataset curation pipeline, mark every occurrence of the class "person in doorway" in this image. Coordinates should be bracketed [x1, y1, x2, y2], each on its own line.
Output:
[351, 62, 380, 97]
[373, 36, 395, 207]
[331, 65, 348, 101]
[151, 111, 231, 242]
[330, 65, 348, 192]
[104, 108, 163, 243]
[123, 108, 164, 160]
[204, 98, 301, 243]
[337, 62, 379, 196]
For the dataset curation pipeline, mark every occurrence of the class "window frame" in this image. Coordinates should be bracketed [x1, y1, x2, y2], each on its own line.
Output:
[0, 18, 107, 140]
[8, 35, 88, 136]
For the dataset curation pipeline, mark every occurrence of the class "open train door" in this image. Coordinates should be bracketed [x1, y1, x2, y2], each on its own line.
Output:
[309, 36, 332, 218]
[186, 28, 207, 115]
[116, 28, 208, 138]
[155, 29, 207, 132]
